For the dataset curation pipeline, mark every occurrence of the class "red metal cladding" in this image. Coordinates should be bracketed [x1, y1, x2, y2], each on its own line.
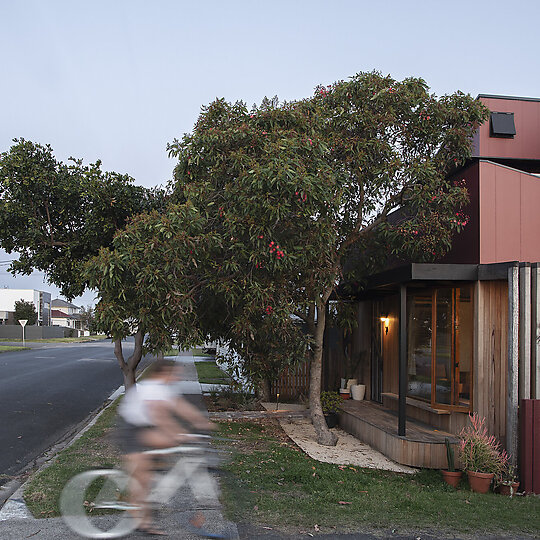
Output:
[534, 400, 540, 494]
[478, 162, 540, 264]
[520, 399, 540, 494]
[520, 400, 533, 493]
[474, 97, 540, 161]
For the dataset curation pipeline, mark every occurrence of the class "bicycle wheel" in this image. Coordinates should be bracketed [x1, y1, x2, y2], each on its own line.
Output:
[60, 469, 140, 539]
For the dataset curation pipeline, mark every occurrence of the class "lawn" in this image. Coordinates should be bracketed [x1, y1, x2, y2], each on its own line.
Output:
[0, 345, 28, 353]
[216, 420, 540, 537]
[23, 402, 122, 518]
[194, 360, 231, 385]
[0, 336, 108, 343]
[20, 403, 540, 537]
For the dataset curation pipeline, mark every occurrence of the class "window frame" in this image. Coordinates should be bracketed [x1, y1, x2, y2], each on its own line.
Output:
[407, 285, 473, 413]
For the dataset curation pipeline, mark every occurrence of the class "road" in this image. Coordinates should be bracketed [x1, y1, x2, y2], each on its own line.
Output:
[0, 339, 149, 484]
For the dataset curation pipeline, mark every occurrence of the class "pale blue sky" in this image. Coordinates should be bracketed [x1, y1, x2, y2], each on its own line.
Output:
[1, 0, 539, 304]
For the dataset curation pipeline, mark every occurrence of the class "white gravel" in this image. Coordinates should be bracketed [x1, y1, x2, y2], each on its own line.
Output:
[262, 403, 415, 474]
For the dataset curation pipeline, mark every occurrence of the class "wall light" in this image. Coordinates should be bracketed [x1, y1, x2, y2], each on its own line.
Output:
[380, 317, 389, 335]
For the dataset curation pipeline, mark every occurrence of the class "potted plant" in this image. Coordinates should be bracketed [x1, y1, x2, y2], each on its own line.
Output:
[441, 437, 462, 488]
[320, 391, 342, 428]
[458, 413, 508, 494]
[495, 463, 520, 497]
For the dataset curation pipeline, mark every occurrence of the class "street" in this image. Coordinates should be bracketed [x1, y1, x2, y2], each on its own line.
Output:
[0, 339, 148, 484]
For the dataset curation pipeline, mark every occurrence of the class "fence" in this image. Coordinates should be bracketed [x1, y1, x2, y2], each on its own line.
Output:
[0, 325, 74, 340]
[271, 361, 310, 400]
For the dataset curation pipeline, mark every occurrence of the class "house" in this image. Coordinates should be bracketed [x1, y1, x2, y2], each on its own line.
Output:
[51, 299, 82, 330]
[326, 95, 540, 473]
[0, 288, 51, 326]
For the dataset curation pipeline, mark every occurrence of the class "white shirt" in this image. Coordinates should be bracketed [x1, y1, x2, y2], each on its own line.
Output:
[119, 379, 177, 427]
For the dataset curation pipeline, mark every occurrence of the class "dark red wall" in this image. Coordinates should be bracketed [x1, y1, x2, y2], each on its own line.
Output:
[439, 162, 480, 264]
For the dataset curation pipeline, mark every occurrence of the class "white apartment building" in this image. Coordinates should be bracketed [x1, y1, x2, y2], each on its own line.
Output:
[0, 288, 52, 325]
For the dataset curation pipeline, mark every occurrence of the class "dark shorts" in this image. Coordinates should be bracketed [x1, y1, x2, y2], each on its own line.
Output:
[116, 417, 154, 454]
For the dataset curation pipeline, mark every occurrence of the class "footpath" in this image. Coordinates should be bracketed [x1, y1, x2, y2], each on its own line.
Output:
[0, 350, 239, 539]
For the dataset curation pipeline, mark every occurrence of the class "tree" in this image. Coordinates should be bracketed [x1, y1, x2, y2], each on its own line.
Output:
[85, 202, 220, 387]
[14, 299, 38, 326]
[79, 305, 95, 333]
[166, 72, 489, 445]
[0, 139, 166, 388]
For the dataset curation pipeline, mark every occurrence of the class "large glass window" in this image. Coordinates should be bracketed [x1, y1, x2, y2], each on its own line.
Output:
[407, 285, 473, 410]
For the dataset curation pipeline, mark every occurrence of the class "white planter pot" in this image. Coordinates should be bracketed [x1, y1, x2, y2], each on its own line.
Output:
[351, 384, 366, 401]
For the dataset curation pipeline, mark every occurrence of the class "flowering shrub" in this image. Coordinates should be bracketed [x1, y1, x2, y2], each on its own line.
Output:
[458, 413, 508, 475]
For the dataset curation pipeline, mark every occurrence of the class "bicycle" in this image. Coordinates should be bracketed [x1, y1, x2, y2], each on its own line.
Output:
[59, 434, 237, 539]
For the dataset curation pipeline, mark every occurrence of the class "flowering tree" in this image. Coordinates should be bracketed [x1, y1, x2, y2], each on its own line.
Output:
[167, 72, 489, 445]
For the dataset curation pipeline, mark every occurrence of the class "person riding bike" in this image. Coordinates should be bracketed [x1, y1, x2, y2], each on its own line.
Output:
[117, 359, 214, 535]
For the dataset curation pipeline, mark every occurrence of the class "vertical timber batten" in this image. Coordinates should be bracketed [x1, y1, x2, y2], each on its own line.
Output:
[507, 264, 519, 465]
[531, 263, 540, 399]
[519, 263, 531, 400]
[398, 284, 407, 436]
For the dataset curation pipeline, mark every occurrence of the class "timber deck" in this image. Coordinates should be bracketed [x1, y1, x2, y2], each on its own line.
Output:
[339, 400, 458, 469]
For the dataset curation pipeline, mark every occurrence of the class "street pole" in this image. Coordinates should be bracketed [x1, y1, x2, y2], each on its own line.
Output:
[18, 319, 28, 347]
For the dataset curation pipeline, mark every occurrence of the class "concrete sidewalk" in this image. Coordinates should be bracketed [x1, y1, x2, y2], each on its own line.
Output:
[0, 350, 239, 539]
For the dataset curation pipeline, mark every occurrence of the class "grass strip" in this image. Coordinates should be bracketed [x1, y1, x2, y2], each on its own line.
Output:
[0, 336, 108, 343]
[195, 360, 231, 385]
[0, 345, 28, 353]
[23, 401, 121, 518]
[216, 420, 540, 537]
[192, 347, 215, 357]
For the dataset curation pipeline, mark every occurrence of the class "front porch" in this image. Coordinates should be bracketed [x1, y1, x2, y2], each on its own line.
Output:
[339, 399, 458, 469]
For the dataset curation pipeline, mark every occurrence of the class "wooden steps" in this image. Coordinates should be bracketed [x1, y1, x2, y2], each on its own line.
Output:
[339, 400, 458, 469]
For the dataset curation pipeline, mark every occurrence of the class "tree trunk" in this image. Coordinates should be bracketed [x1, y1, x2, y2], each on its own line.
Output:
[309, 294, 337, 446]
[257, 378, 272, 402]
[113, 329, 145, 390]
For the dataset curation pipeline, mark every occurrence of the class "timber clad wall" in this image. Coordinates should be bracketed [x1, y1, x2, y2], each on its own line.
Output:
[381, 296, 400, 395]
[474, 281, 508, 444]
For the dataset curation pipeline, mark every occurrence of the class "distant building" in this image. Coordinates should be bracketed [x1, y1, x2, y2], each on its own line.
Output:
[51, 299, 83, 330]
[0, 289, 51, 325]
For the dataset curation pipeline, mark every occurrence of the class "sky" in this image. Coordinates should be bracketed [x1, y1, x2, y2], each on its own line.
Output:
[1, 0, 539, 305]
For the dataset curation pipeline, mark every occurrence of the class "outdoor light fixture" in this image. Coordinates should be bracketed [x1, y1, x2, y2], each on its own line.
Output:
[380, 316, 389, 334]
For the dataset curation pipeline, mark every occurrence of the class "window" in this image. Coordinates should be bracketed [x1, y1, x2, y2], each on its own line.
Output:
[490, 112, 516, 138]
[407, 285, 473, 410]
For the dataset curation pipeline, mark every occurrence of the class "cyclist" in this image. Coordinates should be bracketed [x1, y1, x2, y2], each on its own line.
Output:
[117, 359, 214, 535]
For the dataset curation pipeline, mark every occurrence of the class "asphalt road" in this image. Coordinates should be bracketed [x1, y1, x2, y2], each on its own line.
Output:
[0, 339, 149, 484]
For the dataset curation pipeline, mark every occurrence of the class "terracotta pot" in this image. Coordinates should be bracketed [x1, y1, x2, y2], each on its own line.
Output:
[467, 471, 494, 493]
[441, 470, 462, 488]
[496, 482, 520, 496]
[339, 389, 350, 400]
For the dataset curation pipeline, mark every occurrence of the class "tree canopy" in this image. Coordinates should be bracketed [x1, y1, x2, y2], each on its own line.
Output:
[14, 299, 38, 326]
[0, 139, 165, 299]
[164, 71, 489, 443]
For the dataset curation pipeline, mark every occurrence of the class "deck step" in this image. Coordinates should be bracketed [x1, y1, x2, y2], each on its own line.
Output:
[339, 400, 458, 469]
